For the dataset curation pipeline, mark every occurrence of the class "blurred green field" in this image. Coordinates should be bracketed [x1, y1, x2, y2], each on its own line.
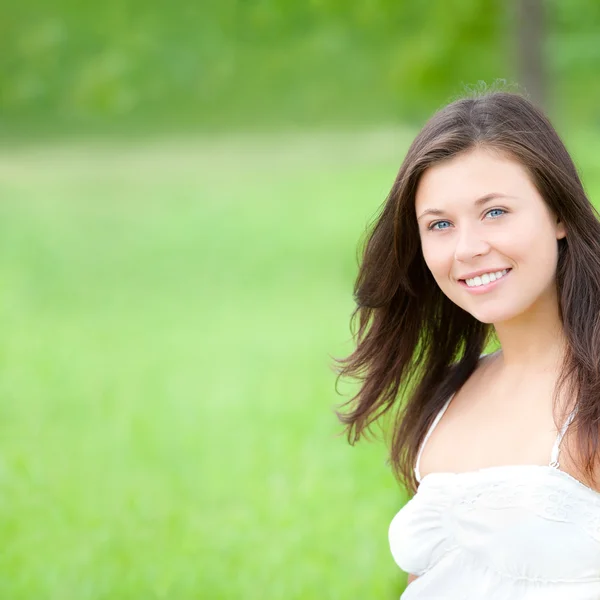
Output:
[0, 131, 410, 599]
[1, 129, 598, 599]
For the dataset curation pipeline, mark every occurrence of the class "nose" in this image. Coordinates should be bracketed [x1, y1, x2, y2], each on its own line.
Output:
[453, 223, 490, 262]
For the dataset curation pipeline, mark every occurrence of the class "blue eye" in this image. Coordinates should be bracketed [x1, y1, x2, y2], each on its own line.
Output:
[429, 220, 451, 231]
[427, 208, 506, 231]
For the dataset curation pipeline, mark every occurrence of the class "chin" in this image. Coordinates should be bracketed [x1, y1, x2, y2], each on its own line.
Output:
[471, 314, 499, 325]
[468, 308, 515, 325]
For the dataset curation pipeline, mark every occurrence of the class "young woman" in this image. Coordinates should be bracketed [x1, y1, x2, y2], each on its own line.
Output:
[334, 90, 600, 598]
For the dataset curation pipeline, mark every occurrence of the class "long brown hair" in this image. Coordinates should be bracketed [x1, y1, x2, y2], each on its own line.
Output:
[333, 89, 600, 495]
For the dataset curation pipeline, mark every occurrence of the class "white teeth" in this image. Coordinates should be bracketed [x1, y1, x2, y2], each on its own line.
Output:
[465, 269, 509, 288]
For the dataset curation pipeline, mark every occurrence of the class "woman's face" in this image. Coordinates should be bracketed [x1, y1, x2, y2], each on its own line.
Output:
[414, 147, 566, 324]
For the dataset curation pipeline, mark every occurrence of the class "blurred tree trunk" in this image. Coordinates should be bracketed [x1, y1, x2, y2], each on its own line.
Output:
[516, 0, 546, 109]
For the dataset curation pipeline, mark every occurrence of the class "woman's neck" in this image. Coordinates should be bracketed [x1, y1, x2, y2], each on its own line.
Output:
[492, 293, 567, 376]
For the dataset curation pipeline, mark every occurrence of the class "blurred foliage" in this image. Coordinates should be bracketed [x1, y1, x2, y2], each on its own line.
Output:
[1, 0, 600, 135]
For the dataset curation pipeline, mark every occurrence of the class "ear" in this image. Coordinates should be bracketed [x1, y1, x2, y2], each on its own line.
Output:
[556, 217, 566, 240]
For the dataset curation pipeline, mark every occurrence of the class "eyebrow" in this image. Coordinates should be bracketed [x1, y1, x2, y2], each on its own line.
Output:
[416, 193, 510, 221]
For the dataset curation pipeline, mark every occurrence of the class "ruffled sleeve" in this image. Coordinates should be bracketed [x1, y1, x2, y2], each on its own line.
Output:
[389, 481, 458, 575]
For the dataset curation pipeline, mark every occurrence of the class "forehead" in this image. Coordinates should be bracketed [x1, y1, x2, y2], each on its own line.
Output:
[414, 147, 536, 212]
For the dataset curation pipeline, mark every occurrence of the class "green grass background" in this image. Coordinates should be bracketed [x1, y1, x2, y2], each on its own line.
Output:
[0, 129, 598, 598]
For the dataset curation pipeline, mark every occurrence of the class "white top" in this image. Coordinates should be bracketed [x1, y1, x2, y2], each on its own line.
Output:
[389, 354, 600, 599]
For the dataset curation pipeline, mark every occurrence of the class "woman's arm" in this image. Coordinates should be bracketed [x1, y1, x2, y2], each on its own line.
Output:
[407, 573, 419, 585]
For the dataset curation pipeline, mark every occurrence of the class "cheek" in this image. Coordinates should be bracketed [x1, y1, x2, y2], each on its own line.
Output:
[530, 232, 561, 275]
[501, 220, 556, 267]
[421, 242, 452, 278]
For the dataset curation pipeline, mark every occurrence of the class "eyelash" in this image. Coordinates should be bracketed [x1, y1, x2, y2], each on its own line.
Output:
[427, 208, 507, 231]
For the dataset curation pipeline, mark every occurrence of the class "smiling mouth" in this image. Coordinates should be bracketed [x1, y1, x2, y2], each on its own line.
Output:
[458, 268, 513, 289]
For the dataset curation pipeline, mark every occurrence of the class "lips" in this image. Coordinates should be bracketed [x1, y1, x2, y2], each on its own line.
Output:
[457, 268, 513, 292]
[458, 268, 512, 282]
